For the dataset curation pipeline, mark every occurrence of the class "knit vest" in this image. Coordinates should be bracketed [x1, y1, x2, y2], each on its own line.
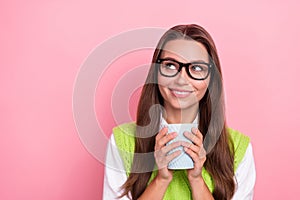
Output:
[113, 122, 250, 200]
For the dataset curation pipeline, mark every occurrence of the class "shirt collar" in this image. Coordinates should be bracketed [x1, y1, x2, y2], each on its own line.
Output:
[160, 112, 199, 129]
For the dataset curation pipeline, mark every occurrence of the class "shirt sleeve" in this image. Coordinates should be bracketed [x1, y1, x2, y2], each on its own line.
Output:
[103, 134, 131, 200]
[232, 143, 256, 200]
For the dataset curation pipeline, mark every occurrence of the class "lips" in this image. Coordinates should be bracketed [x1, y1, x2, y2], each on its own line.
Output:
[169, 88, 193, 98]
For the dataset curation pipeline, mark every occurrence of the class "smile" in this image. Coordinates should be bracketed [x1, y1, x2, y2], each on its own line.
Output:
[169, 88, 193, 98]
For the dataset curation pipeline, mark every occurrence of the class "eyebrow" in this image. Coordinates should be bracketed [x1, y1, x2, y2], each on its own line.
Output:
[159, 57, 208, 63]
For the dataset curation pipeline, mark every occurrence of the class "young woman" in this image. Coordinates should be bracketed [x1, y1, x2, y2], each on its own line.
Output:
[103, 24, 256, 200]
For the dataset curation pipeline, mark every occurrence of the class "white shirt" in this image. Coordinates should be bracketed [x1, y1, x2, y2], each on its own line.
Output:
[103, 133, 256, 200]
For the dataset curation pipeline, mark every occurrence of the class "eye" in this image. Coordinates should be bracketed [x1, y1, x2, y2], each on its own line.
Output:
[191, 64, 205, 72]
[162, 61, 178, 70]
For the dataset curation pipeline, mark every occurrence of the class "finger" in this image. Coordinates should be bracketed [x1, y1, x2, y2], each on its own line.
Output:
[155, 127, 168, 141]
[184, 147, 206, 165]
[181, 142, 200, 153]
[155, 149, 181, 169]
[183, 142, 206, 157]
[184, 147, 198, 161]
[160, 141, 182, 155]
[185, 144, 206, 160]
[155, 127, 170, 150]
[165, 150, 181, 164]
[157, 132, 177, 149]
[184, 131, 202, 146]
[191, 127, 203, 141]
[199, 145, 207, 159]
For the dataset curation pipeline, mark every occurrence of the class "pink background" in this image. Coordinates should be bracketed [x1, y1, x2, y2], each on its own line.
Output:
[1, 0, 300, 199]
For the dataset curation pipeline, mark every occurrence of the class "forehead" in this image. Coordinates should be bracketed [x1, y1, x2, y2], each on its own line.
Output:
[161, 39, 209, 62]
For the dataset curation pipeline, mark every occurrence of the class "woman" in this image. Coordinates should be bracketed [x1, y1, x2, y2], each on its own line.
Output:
[103, 24, 256, 200]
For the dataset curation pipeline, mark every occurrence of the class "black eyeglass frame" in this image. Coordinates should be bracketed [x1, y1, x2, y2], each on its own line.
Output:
[157, 58, 213, 80]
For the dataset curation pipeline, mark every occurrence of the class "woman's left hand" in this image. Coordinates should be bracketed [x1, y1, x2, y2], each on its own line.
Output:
[182, 127, 206, 181]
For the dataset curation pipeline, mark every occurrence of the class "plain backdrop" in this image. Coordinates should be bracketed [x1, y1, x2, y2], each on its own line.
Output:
[1, 0, 300, 199]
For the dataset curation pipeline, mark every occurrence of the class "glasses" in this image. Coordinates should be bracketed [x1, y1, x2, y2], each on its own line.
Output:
[157, 58, 212, 80]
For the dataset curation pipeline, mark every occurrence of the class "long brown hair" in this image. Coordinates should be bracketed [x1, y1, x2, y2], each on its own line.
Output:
[120, 24, 235, 200]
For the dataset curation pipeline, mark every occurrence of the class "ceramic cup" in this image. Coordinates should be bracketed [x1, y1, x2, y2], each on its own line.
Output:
[166, 123, 197, 169]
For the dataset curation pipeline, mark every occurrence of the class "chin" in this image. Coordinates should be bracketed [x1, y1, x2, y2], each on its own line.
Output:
[169, 101, 199, 111]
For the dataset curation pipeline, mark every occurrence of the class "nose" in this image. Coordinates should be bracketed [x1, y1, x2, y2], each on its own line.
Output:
[175, 67, 190, 85]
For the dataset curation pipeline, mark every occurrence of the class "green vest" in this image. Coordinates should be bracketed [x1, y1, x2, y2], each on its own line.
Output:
[113, 122, 250, 200]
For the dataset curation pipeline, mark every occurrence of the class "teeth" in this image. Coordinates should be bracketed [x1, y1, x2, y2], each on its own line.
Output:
[173, 90, 190, 94]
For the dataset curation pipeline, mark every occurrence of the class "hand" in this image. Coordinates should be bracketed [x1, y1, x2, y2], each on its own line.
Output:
[182, 127, 206, 181]
[154, 127, 182, 182]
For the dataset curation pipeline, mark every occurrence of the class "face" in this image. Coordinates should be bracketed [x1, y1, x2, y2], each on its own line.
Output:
[157, 39, 210, 113]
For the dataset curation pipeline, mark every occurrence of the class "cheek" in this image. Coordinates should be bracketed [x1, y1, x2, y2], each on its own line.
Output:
[157, 76, 174, 102]
[157, 75, 171, 87]
[194, 80, 210, 98]
[158, 76, 167, 93]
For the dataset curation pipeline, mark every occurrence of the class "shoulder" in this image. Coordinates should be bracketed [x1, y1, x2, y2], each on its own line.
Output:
[113, 122, 136, 136]
[113, 122, 137, 152]
[227, 127, 250, 149]
[226, 127, 251, 171]
[112, 122, 137, 175]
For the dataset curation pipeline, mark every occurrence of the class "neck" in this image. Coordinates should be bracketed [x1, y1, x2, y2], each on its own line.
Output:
[163, 104, 198, 124]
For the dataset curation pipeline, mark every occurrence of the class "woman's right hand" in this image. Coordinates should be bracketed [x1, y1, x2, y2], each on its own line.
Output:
[154, 127, 182, 183]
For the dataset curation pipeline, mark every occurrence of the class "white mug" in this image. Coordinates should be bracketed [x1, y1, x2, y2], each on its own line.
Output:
[166, 123, 197, 169]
